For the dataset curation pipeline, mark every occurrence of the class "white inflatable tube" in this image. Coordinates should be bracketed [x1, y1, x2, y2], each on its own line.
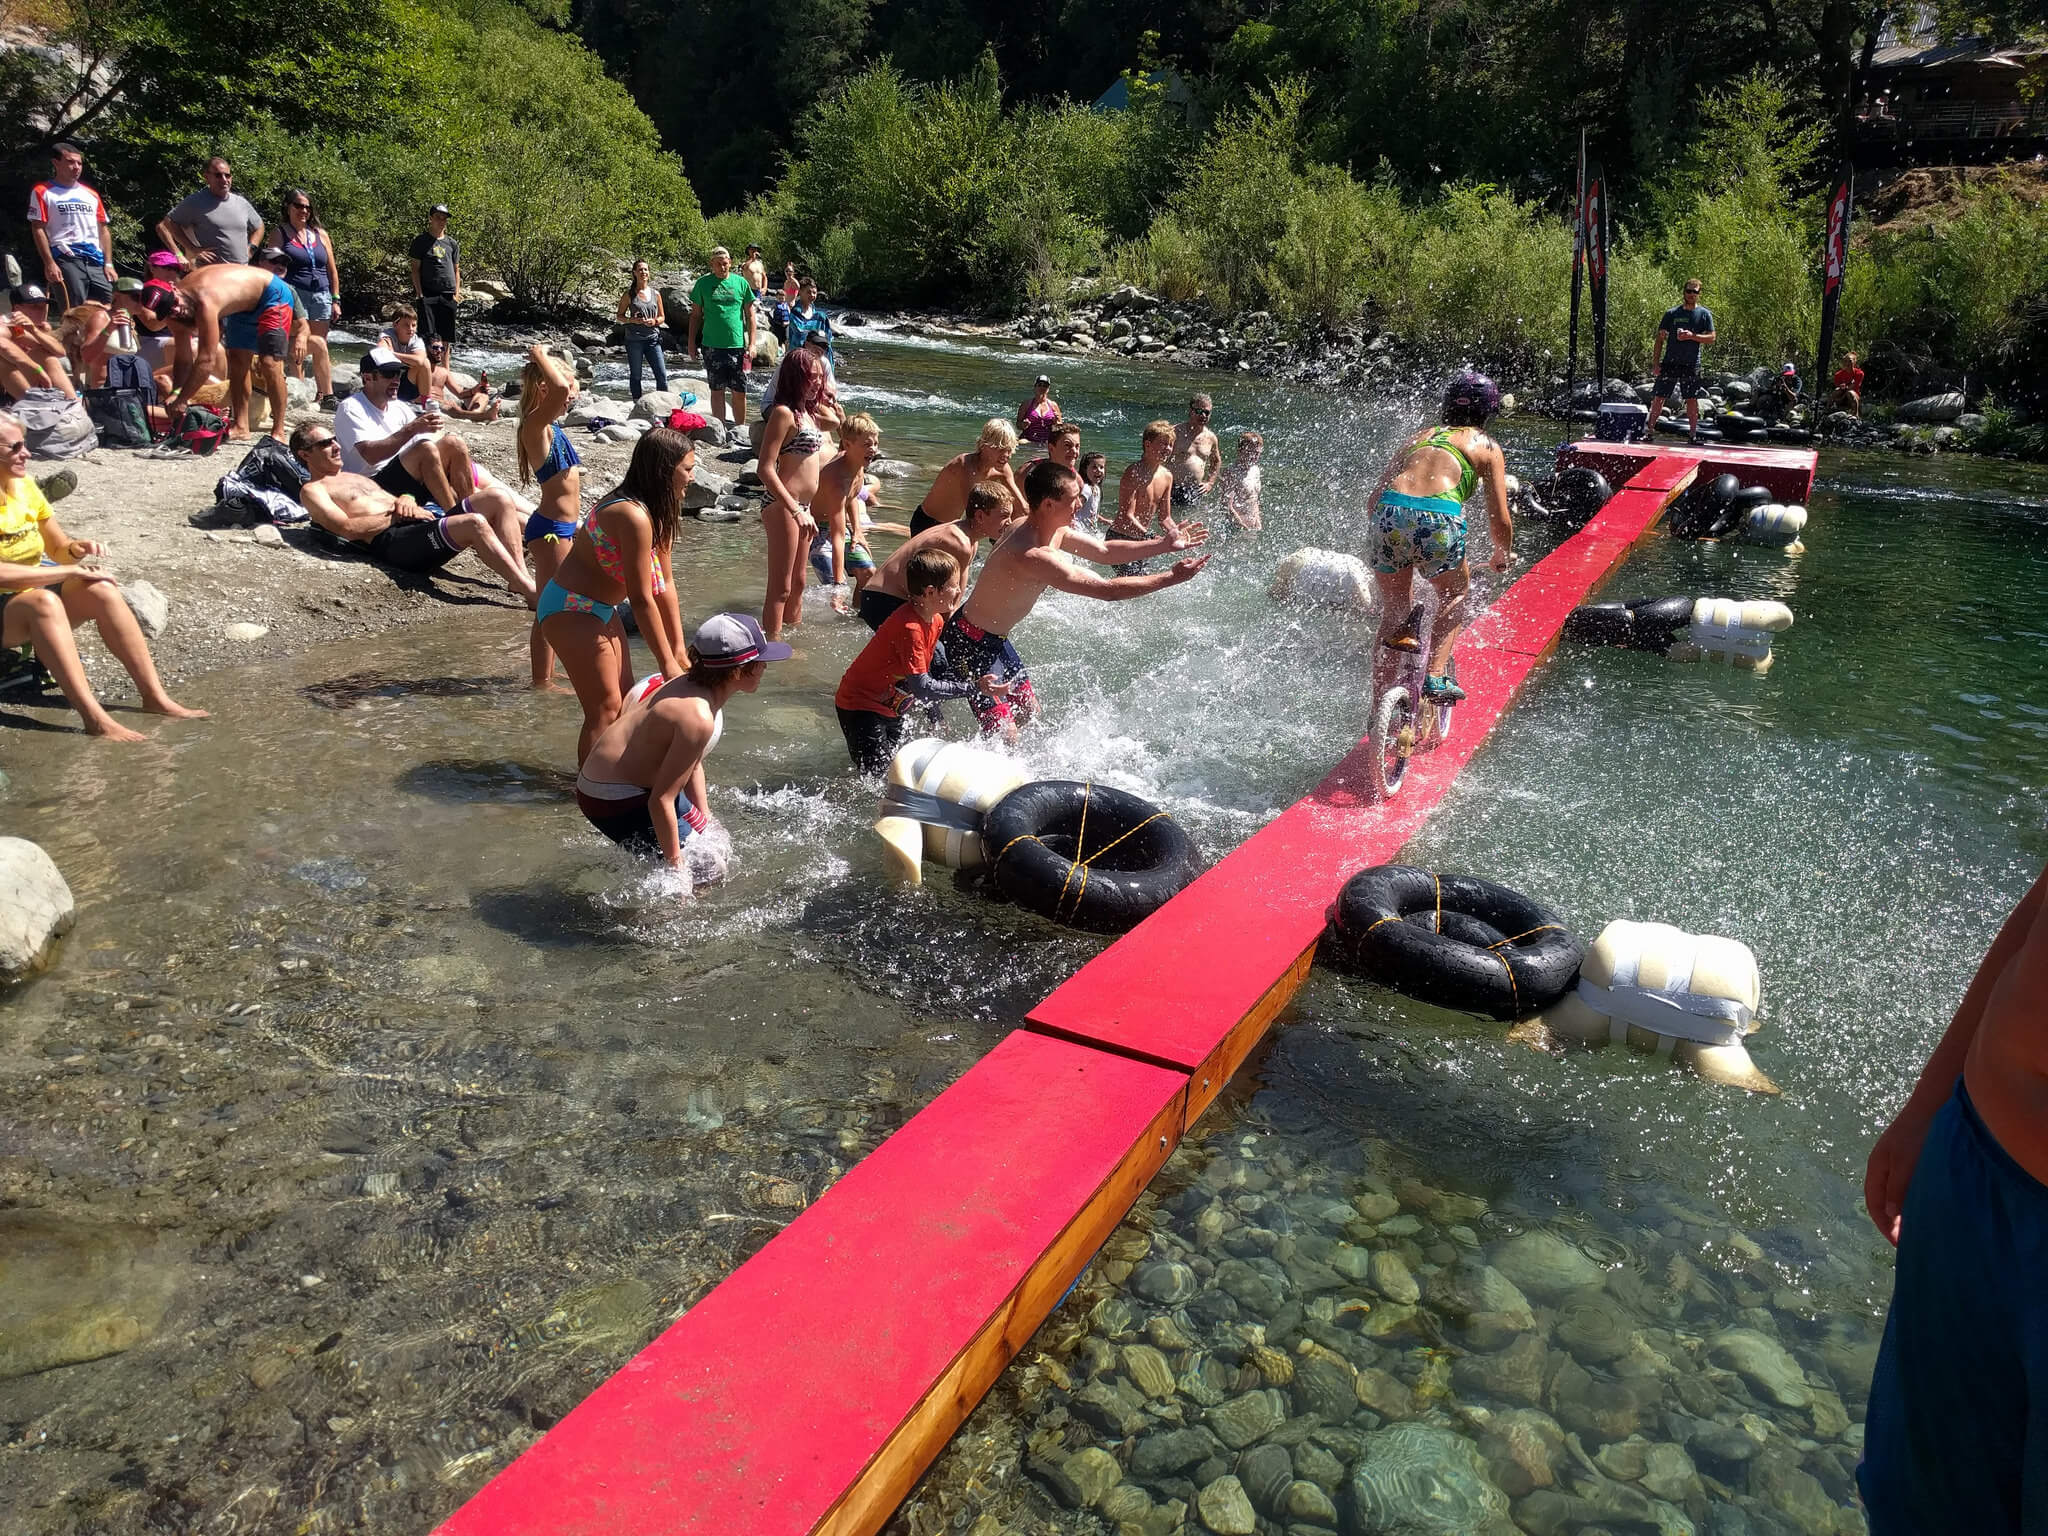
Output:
[1742, 503, 1807, 553]
[1666, 598, 1794, 672]
[874, 738, 1029, 885]
[1269, 548, 1376, 614]
[1542, 919, 1776, 1092]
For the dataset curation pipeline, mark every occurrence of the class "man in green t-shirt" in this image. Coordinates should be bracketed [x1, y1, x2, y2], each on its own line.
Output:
[688, 247, 759, 429]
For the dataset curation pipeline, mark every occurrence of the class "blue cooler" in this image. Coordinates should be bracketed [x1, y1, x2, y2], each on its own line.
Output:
[1594, 401, 1649, 442]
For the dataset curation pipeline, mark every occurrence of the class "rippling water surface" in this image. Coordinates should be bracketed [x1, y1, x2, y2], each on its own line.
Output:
[2, 327, 2045, 1535]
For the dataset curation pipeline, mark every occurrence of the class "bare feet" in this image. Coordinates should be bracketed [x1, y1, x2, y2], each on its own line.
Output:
[145, 698, 209, 719]
[86, 715, 149, 742]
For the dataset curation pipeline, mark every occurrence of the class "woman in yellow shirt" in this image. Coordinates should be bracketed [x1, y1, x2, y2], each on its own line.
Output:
[0, 413, 206, 739]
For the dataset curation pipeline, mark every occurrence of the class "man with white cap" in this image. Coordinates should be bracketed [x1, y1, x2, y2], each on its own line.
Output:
[332, 345, 473, 511]
[573, 612, 791, 872]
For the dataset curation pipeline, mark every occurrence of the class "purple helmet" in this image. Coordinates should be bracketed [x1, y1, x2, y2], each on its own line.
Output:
[1443, 369, 1501, 423]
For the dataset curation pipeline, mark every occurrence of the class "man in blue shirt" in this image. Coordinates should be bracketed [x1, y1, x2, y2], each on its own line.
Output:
[1645, 278, 1716, 441]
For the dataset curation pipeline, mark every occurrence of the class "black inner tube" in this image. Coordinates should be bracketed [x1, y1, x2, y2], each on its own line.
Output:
[984, 780, 1204, 934]
[1323, 864, 1584, 1019]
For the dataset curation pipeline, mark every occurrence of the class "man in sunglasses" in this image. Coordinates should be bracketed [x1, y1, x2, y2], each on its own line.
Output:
[332, 346, 474, 510]
[1171, 393, 1222, 514]
[290, 420, 535, 601]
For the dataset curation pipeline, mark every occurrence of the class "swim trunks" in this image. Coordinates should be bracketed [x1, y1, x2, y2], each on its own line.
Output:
[1860, 1080, 2048, 1534]
[222, 275, 295, 359]
[837, 706, 906, 774]
[363, 501, 465, 572]
[575, 784, 698, 857]
[373, 457, 433, 505]
[908, 504, 938, 536]
[1369, 488, 1466, 579]
[858, 587, 906, 632]
[1652, 367, 1708, 402]
[940, 613, 1037, 731]
[703, 347, 747, 394]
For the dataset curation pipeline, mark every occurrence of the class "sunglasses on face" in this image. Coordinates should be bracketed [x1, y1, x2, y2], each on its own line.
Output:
[2, 439, 29, 456]
[304, 437, 338, 450]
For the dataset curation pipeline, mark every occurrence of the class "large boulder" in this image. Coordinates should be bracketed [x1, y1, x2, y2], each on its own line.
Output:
[1896, 391, 1965, 424]
[0, 837, 75, 979]
[120, 580, 170, 640]
[630, 390, 684, 424]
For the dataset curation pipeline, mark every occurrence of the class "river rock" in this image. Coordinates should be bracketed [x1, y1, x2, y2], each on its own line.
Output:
[1685, 1421, 1761, 1475]
[698, 506, 743, 523]
[1124, 1343, 1177, 1400]
[1353, 1192, 1400, 1223]
[1208, 1389, 1288, 1449]
[1349, 1422, 1513, 1535]
[1043, 1445, 1121, 1509]
[1896, 391, 1964, 423]
[1707, 1328, 1811, 1408]
[0, 838, 75, 980]
[1453, 1331, 1548, 1406]
[1596, 1439, 1649, 1482]
[1371, 1250, 1421, 1304]
[1492, 1232, 1603, 1300]
[1550, 1356, 1659, 1446]
[0, 1211, 182, 1378]
[1134, 1259, 1197, 1305]
[1751, 1459, 1838, 1536]
[1285, 1477, 1340, 1525]
[1479, 1407, 1566, 1492]
[1292, 1348, 1357, 1420]
[1132, 1426, 1218, 1478]
[1237, 1442, 1295, 1512]
[1639, 1441, 1698, 1501]
[1356, 1366, 1415, 1420]
[120, 579, 170, 637]
[225, 621, 268, 641]
[1430, 1259, 1535, 1332]
[1197, 1474, 1257, 1534]
[1217, 1257, 1289, 1316]
[1556, 1289, 1638, 1365]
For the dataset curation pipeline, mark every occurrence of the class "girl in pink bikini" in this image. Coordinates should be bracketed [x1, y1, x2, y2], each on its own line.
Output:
[1015, 375, 1061, 445]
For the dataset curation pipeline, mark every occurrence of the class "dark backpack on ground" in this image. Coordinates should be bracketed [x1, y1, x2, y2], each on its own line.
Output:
[175, 405, 227, 456]
[83, 386, 152, 448]
[212, 436, 310, 524]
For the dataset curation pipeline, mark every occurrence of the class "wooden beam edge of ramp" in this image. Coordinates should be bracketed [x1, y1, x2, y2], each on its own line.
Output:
[434, 456, 1700, 1536]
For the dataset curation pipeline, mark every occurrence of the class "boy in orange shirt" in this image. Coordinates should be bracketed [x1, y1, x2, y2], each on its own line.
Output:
[834, 547, 1007, 773]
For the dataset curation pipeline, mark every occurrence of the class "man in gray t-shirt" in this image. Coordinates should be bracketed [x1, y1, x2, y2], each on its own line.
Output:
[156, 156, 264, 270]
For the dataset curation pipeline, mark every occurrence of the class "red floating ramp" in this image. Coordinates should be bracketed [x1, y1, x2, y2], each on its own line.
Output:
[437, 1031, 1186, 1536]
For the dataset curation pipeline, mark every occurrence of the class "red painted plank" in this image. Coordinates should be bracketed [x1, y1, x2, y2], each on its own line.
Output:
[437, 1032, 1189, 1536]
[1026, 471, 1680, 1079]
[1562, 439, 1815, 504]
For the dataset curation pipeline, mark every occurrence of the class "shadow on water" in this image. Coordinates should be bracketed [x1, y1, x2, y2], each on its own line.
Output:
[397, 758, 576, 803]
[472, 883, 644, 948]
[302, 672, 526, 710]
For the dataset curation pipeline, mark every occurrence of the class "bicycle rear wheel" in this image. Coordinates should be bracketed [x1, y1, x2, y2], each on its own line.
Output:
[1370, 684, 1417, 798]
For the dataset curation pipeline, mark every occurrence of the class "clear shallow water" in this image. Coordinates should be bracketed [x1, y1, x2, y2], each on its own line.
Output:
[0, 331, 2043, 1535]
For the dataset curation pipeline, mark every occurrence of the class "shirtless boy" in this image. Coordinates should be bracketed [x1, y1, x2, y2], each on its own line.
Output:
[574, 613, 790, 872]
[152, 264, 296, 440]
[424, 338, 497, 419]
[908, 417, 1025, 535]
[1110, 420, 1178, 573]
[859, 483, 1011, 631]
[944, 459, 1209, 734]
[1171, 394, 1222, 511]
[291, 420, 536, 601]
[812, 411, 895, 597]
[1364, 370, 1512, 705]
[1861, 862, 2048, 1532]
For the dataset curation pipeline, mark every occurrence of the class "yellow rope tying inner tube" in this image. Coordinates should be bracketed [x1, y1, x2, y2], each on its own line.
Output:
[991, 780, 1176, 924]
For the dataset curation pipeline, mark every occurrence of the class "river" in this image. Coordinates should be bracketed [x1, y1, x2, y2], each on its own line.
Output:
[1, 323, 2044, 1535]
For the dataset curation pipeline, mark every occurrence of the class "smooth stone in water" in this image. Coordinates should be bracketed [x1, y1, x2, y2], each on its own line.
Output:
[1132, 1426, 1221, 1478]
[0, 1211, 183, 1378]
[1044, 1445, 1121, 1509]
[1556, 1289, 1638, 1365]
[1751, 1459, 1838, 1536]
[1293, 1349, 1357, 1420]
[1479, 1407, 1565, 1491]
[1197, 1474, 1258, 1535]
[1596, 1440, 1649, 1481]
[1236, 1442, 1295, 1513]
[0, 838, 75, 980]
[1124, 1342, 1177, 1401]
[1353, 1192, 1400, 1223]
[1355, 1366, 1416, 1420]
[1639, 1441, 1698, 1502]
[1284, 1478, 1341, 1526]
[1295, 1441, 1347, 1490]
[1378, 1214, 1423, 1238]
[1549, 1357, 1659, 1447]
[1348, 1422, 1514, 1535]
[1706, 1327, 1812, 1409]
[1492, 1231, 1604, 1301]
[1370, 1249, 1421, 1304]
[1099, 1483, 1153, 1523]
[1134, 1259, 1198, 1305]
[1216, 1257, 1290, 1315]
[1207, 1388, 1288, 1449]
[1429, 1259, 1535, 1332]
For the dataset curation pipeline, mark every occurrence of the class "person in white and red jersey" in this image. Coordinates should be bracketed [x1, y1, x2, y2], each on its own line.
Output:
[26, 143, 117, 309]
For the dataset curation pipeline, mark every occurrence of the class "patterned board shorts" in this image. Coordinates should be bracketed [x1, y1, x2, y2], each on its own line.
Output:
[1369, 489, 1467, 579]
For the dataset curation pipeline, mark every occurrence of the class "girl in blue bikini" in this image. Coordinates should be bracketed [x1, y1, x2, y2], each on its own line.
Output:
[537, 426, 693, 764]
[517, 342, 585, 689]
[1364, 371, 1514, 704]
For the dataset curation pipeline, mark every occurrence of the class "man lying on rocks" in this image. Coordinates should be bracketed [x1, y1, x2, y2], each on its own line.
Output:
[290, 420, 536, 601]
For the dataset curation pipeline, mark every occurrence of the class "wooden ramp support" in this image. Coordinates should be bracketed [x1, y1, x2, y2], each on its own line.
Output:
[436, 450, 1704, 1536]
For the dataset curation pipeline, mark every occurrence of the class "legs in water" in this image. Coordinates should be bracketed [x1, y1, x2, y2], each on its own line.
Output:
[527, 536, 568, 688]
[57, 576, 209, 719]
[761, 506, 806, 642]
[541, 610, 626, 765]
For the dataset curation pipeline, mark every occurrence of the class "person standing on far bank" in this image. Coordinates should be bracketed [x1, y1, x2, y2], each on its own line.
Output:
[156, 157, 262, 271]
[408, 205, 462, 346]
[688, 247, 758, 432]
[1644, 278, 1715, 442]
[1860, 862, 2048, 1535]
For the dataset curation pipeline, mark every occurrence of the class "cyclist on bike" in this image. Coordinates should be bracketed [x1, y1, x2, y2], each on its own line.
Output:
[1364, 370, 1513, 703]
